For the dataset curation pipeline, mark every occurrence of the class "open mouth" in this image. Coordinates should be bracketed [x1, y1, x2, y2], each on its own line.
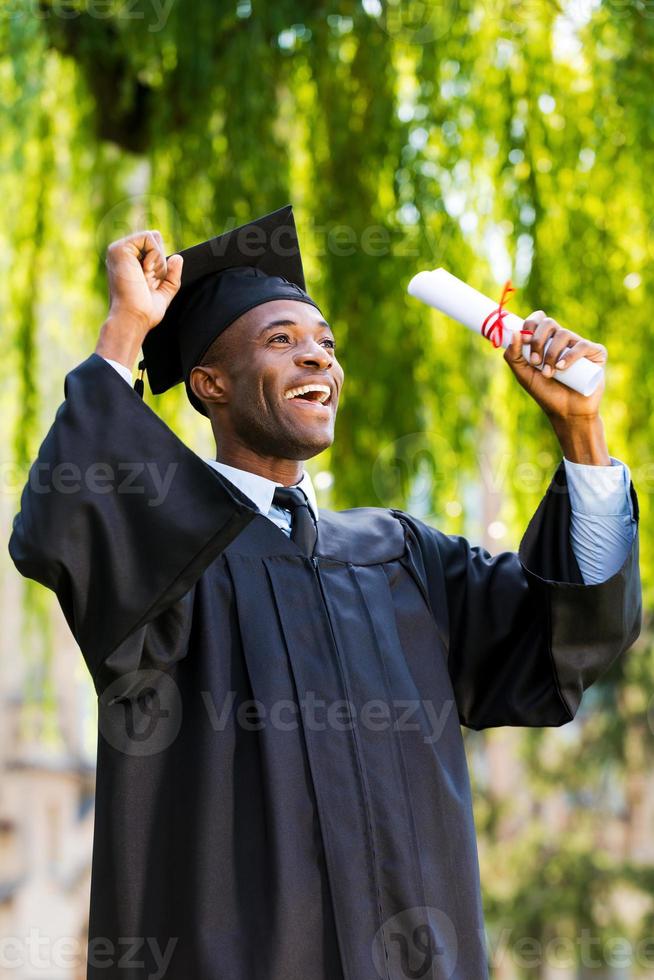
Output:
[284, 384, 332, 406]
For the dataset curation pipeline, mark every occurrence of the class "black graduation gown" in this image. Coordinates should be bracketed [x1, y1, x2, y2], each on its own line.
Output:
[9, 355, 642, 980]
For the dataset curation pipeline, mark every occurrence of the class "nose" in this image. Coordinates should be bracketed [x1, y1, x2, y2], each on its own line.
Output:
[294, 340, 333, 370]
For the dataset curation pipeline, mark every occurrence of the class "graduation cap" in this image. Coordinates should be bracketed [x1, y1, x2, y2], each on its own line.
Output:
[141, 205, 321, 416]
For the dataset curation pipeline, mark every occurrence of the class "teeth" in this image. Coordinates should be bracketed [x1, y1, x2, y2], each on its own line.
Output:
[284, 384, 331, 404]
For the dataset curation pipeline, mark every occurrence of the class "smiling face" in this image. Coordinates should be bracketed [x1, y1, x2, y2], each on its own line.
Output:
[189, 299, 344, 463]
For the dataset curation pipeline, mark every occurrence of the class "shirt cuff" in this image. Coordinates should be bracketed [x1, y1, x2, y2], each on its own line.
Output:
[563, 456, 634, 519]
[102, 357, 133, 387]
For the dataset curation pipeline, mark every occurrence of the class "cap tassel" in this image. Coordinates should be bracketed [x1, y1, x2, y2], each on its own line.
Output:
[134, 359, 146, 398]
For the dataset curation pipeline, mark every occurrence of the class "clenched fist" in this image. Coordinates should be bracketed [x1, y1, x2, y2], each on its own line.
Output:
[96, 231, 183, 370]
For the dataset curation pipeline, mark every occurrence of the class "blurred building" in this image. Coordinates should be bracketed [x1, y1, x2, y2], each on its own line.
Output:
[0, 515, 95, 980]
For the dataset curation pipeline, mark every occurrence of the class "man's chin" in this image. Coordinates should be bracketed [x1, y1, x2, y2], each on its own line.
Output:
[276, 428, 334, 461]
[237, 420, 334, 462]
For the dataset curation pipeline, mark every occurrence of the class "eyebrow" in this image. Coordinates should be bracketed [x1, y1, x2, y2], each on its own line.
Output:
[258, 317, 332, 337]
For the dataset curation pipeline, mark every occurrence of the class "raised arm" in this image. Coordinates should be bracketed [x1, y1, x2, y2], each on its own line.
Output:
[8, 233, 257, 683]
[404, 463, 640, 729]
[403, 314, 641, 729]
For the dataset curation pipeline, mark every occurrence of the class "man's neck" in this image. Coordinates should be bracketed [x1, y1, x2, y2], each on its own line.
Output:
[214, 446, 304, 486]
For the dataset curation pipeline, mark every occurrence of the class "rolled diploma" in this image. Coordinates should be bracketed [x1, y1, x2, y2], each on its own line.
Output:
[408, 268, 603, 397]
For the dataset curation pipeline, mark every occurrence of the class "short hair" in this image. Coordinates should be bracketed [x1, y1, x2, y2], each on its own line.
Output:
[199, 325, 239, 371]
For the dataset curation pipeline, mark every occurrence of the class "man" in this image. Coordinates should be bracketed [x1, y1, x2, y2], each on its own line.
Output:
[9, 207, 640, 980]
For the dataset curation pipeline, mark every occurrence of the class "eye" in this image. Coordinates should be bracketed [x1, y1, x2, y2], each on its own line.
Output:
[321, 338, 336, 350]
[269, 334, 291, 344]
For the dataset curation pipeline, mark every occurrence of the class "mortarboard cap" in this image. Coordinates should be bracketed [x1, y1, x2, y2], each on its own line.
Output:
[141, 205, 321, 415]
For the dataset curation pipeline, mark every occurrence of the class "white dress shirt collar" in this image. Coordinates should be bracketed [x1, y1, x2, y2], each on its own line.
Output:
[204, 458, 319, 521]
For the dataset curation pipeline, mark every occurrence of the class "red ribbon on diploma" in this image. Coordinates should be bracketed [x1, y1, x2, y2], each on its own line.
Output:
[480, 280, 534, 348]
[480, 280, 515, 348]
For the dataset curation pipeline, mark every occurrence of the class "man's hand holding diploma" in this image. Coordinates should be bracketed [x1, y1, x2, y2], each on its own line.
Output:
[504, 310, 610, 466]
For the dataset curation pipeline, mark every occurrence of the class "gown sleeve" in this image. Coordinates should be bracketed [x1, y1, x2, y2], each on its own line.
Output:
[400, 462, 642, 730]
[8, 354, 257, 685]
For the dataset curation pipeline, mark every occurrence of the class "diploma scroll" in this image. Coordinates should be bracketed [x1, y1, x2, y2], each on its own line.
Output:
[408, 269, 604, 397]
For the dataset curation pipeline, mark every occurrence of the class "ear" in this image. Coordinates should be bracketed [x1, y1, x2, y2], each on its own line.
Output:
[189, 364, 229, 407]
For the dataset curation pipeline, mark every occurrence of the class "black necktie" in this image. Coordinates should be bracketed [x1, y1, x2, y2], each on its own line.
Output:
[272, 486, 317, 557]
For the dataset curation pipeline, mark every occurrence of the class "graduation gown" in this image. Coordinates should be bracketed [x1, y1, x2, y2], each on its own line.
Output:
[9, 355, 642, 980]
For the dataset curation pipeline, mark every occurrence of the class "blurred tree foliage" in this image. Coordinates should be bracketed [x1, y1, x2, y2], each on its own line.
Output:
[3, 0, 654, 974]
